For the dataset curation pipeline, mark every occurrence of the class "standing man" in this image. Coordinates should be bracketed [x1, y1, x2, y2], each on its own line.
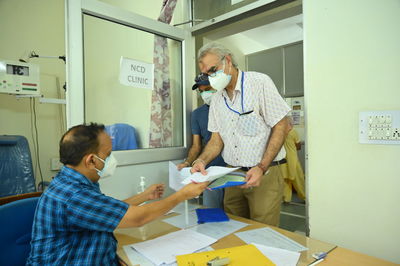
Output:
[177, 74, 226, 209]
[191, 42, 291, 226]
[27, 123, 208, 265]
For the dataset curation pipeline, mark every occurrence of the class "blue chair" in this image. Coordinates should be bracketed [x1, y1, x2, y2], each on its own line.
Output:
[0, 135, 36, 197]
[0, 196, 39, 266]
[105, 123, 138, 150]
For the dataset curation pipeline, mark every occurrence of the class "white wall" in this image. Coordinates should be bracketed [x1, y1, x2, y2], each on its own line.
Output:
[0, 0, 66, 186]
[304, 0, 400, 263]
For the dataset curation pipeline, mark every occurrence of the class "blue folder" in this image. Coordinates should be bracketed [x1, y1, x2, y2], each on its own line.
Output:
[196, 208, 230, 224]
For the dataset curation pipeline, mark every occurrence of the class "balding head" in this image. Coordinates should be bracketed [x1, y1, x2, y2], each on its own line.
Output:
[60, 123, 106, 166]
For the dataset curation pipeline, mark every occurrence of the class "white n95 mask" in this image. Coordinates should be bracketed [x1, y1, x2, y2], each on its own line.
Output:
[200, 91, 216, 105]
[208, 62, 231, 91]
[94, 153, 117, 178]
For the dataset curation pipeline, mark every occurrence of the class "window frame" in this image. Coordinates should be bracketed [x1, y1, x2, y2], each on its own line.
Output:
[65, 0, 194, 165]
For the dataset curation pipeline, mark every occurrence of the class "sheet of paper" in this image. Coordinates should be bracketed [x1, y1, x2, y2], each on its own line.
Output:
[162, 211, 198, 228]
[252, 243, 301, 266]
[130, 229, 216, 265]
[189, 219, 249, 240]
[181, 166, 239, 184]
[123, 245, 214, 266]
[235, 227, 308, 252]
[168, 161, 189, 191]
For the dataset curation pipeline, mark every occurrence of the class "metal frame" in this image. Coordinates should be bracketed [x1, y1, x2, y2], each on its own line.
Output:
[65, 0, 194, 165]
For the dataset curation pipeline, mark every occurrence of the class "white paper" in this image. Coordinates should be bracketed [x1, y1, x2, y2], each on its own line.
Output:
[131, 229, 216, 265]
[123, 245, 214, 266]
[119, 57, 154, 90]
[235, 227, 308, 252]
[181, 166, 239, 184]
[162, 211, 198, 229]
[168, 161, 189, 191]
[252, 243, 301, 266]
[189, 219, 249, 240]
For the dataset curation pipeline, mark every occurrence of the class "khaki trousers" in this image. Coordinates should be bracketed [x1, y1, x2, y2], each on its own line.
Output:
[223, 165, 284, 226]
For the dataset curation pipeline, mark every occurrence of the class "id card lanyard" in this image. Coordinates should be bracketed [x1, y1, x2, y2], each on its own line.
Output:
[223, 72, 246, 115]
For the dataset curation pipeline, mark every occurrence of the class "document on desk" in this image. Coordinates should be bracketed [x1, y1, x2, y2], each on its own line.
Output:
[163, 211, 198, 228]
[235, 228, 308, 252]
[252, 243, 300, 266]
[181, 166, 239, 184]
[130, 229, 216, 266]
[123, 245, 214, 266]
[189, 219, 249, 240]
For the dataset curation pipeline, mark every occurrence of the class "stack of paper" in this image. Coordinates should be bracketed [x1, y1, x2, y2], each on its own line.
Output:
[235, 228, 308, 252]
[130, 229, 216, 265]
[181, 166, 239, 184]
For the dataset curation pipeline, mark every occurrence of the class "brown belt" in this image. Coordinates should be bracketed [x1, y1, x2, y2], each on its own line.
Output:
[237, 158, 287, 172]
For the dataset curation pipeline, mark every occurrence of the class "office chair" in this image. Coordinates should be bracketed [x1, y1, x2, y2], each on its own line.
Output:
[105, 123, 138, 150]
[0, 196, 40, 266]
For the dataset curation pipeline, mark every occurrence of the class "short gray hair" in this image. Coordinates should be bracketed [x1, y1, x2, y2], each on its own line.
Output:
[197, 42, 238, 68]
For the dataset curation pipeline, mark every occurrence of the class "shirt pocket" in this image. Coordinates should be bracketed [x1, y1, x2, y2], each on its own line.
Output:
[237, 112, 263, 136]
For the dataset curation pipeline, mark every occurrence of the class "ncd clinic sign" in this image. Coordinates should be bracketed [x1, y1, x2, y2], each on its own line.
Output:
[119, 57, 154, 90]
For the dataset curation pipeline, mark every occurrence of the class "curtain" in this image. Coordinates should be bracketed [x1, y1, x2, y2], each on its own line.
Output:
[149, 0, 178, 148]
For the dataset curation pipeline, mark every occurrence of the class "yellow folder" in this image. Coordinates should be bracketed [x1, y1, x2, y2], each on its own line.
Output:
[176, 244, 276, 266]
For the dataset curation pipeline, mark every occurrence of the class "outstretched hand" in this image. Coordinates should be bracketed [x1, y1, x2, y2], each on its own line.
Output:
[144, 184, 165, 200]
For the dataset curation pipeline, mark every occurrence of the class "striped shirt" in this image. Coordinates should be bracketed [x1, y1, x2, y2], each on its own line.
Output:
[26, 166, 129, 265]
[208, 70, 290, 167]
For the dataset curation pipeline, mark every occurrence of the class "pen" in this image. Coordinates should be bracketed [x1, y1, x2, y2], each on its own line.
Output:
[239, 110, 254, 116]
[309, 258, 324, 266]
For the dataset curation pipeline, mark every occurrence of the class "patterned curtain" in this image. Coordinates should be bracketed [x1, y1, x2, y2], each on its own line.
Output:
[149, 0, 178, 148]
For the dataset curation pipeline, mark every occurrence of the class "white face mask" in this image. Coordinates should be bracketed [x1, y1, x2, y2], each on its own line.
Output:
[200, 90, 216, 105]
[208, 61, 231, 91]
[94, 153, 117, 178]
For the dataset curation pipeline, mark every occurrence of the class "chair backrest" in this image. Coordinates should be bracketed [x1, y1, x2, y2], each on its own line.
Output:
[0, 135, 36, 197]
[105, 123, 138, 150]
[0, 196, 39, 266]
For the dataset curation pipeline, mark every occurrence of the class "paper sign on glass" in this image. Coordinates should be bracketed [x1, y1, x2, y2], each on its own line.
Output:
[119, 57, 154, 90]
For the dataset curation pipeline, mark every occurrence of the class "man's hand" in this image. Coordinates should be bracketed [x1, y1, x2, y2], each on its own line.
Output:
[178, 182, 209, 200]
[176, 162, 190, 170]
[190, 159, 207, 175]
[144, 184, 165, 200]
[240, 166, 265, 188]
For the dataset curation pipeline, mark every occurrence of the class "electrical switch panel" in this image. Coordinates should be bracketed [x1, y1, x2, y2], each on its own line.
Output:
[359, 111, 400, 144]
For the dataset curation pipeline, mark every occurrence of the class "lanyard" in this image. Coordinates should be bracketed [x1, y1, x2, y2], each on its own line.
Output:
[223, 72, 245, 115]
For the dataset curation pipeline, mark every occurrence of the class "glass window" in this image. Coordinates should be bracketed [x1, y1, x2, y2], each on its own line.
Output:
[192, 0, 260, 25]
[83, 14, 183, 150]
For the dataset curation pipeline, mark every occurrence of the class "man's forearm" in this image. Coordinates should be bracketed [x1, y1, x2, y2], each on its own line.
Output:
[185, 145, 202, 165]
[260, 117, 290, 168]
[123, 193, 148, 206]
[198, 137, 223, 165]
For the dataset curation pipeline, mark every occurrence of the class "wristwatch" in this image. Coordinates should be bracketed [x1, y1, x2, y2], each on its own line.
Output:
[256, 163, 268, 174]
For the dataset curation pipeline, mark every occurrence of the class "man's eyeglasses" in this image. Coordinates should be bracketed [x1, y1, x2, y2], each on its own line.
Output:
[205, 56, 225, 77]
[194, 73, 209, 83]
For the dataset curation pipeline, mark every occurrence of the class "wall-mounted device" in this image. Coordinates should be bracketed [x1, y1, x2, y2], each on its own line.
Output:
[0, 59, 40, 95]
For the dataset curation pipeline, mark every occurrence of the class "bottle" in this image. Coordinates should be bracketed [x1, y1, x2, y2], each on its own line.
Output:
[136, 176, 147, 240]
[137, 176, 147, 194]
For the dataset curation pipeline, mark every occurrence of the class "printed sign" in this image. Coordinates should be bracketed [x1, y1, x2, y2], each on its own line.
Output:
[119, 57, 154, 90]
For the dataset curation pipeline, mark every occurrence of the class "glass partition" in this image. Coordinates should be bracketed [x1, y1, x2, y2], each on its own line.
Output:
[83, 14, 183, 150]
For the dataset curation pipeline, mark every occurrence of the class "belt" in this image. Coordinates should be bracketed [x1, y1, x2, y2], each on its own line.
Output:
[237, 158, 287, 172]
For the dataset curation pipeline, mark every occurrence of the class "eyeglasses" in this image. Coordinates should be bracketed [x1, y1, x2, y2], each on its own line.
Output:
[204, 56, 225, 77]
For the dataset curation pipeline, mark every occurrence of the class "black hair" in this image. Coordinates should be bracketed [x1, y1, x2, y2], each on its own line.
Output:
[59, 123, 105, 166]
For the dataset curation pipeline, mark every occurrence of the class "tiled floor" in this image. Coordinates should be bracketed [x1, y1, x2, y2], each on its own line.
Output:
[279, 192, 307, 233]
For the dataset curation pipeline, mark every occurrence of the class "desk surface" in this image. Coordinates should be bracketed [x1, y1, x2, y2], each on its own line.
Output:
[115, 213, 395, 266]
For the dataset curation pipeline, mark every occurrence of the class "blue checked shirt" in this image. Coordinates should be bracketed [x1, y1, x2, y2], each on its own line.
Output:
[26, 166, 129, 265]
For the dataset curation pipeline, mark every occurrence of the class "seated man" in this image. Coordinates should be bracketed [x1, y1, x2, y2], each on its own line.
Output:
[27, 123, 208, 265]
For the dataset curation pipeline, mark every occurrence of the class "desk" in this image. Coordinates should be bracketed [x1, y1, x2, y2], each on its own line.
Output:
[115, 213, 395, 266]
